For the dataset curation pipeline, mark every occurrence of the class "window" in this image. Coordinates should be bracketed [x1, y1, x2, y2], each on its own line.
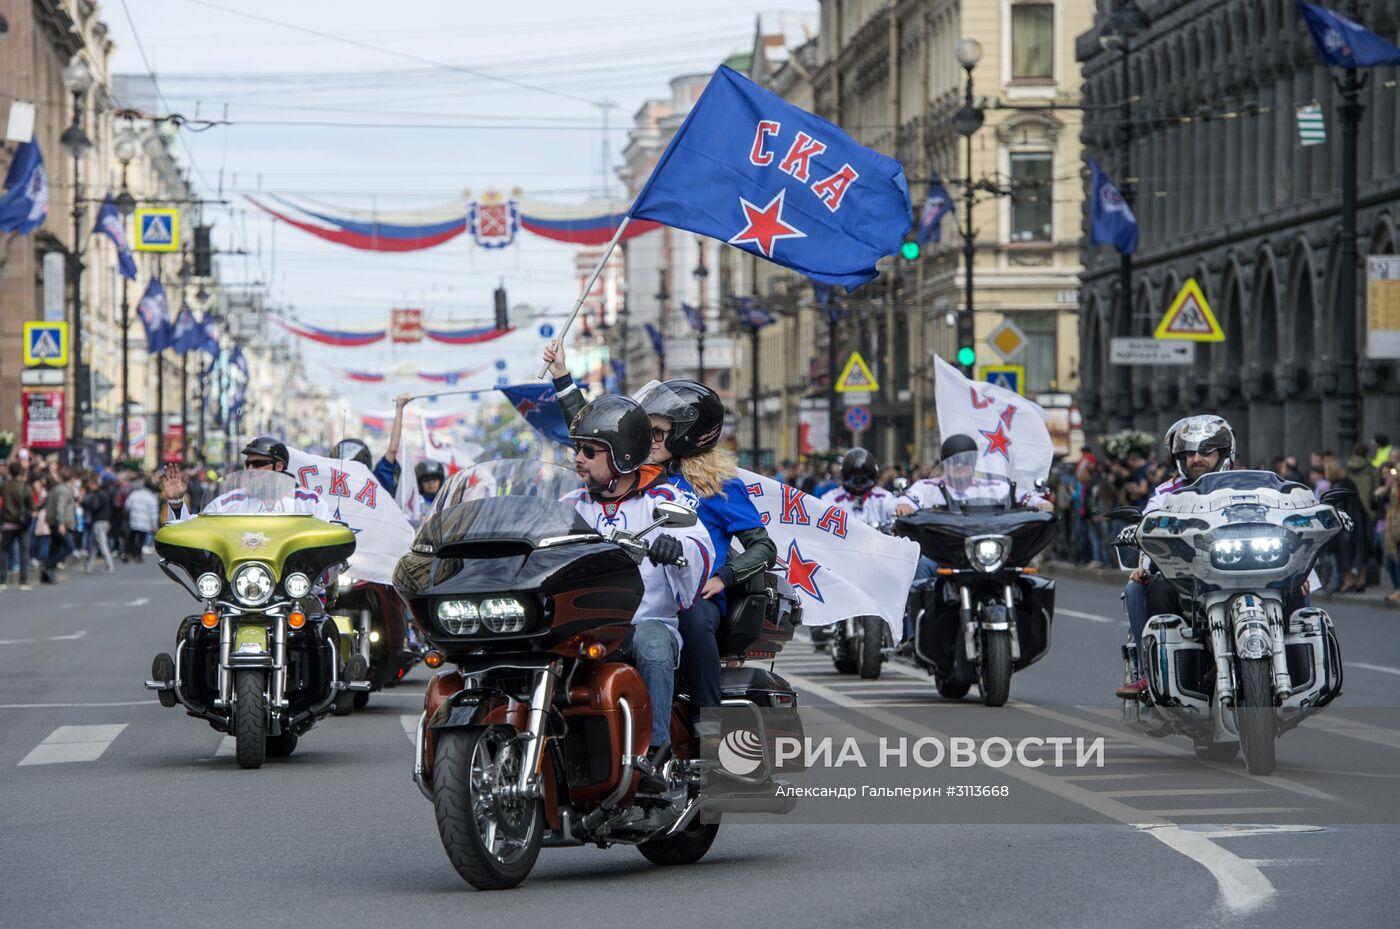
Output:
[1011, 3, 1055, 80]
[1009, 152, 1053, 242]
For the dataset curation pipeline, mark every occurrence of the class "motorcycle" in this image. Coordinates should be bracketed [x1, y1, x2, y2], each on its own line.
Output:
[394, 459, 801, 890]
[144, 469, 370, 768]
[1109, 471, 1346, 774]
[327, 577, 425, 715]
[893, 452, 1057, 706]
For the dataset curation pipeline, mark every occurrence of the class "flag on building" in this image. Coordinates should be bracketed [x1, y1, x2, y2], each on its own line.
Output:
[198, 312, 220, 355]
[1298, 0, 1400, 67]
[92, 195, 138, 279]
[628, 65, 911, 289]
[914, 169, 954, 247]
[933, 355, 1053, 497]
[737, 297, 775, 331]
[681, 302, 706, 334]
[0, 139, 48, 234]
[135, 278, 171, 353]
[644, 321, 665, 358]
[1088, 160, 1138, 255]
[170, 304, 202, 354]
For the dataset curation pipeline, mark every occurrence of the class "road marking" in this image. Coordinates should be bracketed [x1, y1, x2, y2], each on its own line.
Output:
[1058, 608, 1121, 624]
[1192, 824, 1326, 838]
[400, 715, 418, 741]
[0, 630, 88, 646]
[1351, 661, 1400, 677]
[1100, 788, 1268, 799]
[1299, 721, 1400, 751]
[215, 736, 235, 757]
[780, 669, 1276, 914]
[18, 724, 127, 766]
[1067, 772, 1186, 781]
[0, 700, 157, 709]
[1147, 808, 1302, 817]
[124, 597, 151, 607]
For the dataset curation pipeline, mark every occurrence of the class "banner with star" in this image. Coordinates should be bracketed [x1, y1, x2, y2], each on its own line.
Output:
[933, 356, 1052, 497]
[736, 468, 919, 639]
[284, 448, 415, 585]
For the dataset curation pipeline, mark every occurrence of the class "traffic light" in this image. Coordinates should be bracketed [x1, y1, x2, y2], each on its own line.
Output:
[193, 225, 212, 277]
[493, 285, 509, 330]
[900, 239, 920, 261]
[956, 311, 975, 371]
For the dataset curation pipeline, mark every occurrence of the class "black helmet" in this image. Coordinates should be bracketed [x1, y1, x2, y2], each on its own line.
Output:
[414, 459, 446, 492]
[940, 434, 978, 460]
[331, 438, 372, 469]
[241, 435, 288, 469]
[570, 395, 651, 474]
[840, 447, 879, 495]
[633, 378, 726, 457]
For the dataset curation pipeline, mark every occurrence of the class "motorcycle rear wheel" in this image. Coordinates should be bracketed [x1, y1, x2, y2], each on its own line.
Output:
[1235, 657, 1277, 775]
[857, 616, 883, 680]
[234, 670, 267, 769]
[433, 726, 543, 890]
[979, 630, 1012, 707]
[831, 629, 857, 674]
[638, 821, 719, 866]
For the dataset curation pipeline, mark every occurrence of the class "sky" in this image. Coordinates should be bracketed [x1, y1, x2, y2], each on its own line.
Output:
[102, 0, 817, 413]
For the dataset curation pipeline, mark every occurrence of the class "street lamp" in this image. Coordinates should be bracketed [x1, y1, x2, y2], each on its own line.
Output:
[691, 237, 708, 384]
[952, 37, 983, 375]
[61, 56, 93, 457]
[654, 268, 670, 380]
[115, 128, 138, 462]
[1101, 1, 1149, 368]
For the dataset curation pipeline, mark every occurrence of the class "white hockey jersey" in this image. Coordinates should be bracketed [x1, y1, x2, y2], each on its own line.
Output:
[819, 485, 900, 528]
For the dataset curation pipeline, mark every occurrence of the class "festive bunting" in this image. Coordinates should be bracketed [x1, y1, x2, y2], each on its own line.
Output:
[424, 324, 513, 345]
[276, 318, 387, 346]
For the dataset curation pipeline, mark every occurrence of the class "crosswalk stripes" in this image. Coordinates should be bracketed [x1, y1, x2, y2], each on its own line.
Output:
[18, 724, 127, 766]
[400, 715, 419, 741]
[215, 736, 235, 757]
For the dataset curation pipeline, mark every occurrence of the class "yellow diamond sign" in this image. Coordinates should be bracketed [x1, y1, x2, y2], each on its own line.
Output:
[987, 319, 1026, 362]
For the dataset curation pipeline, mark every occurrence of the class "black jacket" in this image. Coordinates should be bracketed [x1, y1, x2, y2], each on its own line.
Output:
[83, 486, 114, 523]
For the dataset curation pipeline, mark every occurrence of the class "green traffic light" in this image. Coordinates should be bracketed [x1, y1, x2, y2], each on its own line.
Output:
[900, 241, 920, 261]
[956, 346, 976, 367]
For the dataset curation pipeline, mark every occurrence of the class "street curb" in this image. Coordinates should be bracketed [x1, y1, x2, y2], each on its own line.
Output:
[1041, 558, 1398, 608]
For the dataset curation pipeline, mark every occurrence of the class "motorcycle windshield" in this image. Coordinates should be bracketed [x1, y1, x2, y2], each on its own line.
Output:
[935, 450, 1014, 509]
[195, 470, 314, 516]
[424, 459, 592, 546]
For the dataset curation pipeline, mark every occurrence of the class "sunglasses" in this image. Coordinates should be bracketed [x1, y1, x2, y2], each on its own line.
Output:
[573, 443, 605, 460]
[650, 427, 671, 442]
[245, 458, 277, 470]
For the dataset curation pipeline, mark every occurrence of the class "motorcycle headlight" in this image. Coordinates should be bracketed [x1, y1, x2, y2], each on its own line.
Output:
[437, 599, 480, 635]
[232, 563, 275, 606]
[480, 597, 528, 634]
[1210, 530, 1292, 569]
[966, 535, 1008, 573]
[195, 572, 222, 599]
[284, 572, 311, 599]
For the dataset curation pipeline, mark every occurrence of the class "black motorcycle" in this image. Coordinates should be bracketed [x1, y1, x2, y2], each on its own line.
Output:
[893, 452, 1056, 706]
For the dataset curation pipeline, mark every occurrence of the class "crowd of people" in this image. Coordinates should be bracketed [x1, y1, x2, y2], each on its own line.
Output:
[0, 449, 213, 590]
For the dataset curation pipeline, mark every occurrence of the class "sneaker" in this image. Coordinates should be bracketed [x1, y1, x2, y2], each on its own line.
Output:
[18, 583, 32, 591]
[1115, 677, 1149, 699]
[0, 583, 8, 591]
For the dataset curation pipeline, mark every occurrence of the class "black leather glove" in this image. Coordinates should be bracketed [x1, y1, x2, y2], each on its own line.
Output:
[647, 533, 685, 567]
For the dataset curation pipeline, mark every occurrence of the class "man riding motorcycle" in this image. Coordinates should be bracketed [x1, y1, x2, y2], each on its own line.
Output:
[160, 436, 334, 522]
[331, 438, 373, 470]
[565, 394, 715, 786]
[821, 447, 899, 527]
[1115, 415, 1235, 698]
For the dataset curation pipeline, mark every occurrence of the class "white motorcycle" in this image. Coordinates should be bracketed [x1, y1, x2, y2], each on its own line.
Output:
[1111, 470, 1347, 774]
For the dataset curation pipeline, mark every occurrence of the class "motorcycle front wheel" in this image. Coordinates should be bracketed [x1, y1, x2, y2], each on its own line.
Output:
[979, 630, 1012, 707]
[1235, 657, 1277, 775]
[433, 725, 543, 890]
[234, 669, 267, 769]
[857, 616, 883, 680]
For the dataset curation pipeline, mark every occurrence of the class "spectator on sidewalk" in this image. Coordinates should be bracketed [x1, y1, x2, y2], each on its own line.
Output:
[1, 461, 34, 590]
[82, 475, 115, 574]
[125, 479, 160, 562]
[40, 472, 77, 584]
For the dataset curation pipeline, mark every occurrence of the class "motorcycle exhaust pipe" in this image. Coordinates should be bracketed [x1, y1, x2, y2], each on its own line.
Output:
[1209, 613, 1235, 706]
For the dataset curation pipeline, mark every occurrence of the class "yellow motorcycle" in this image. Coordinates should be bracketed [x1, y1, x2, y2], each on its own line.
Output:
[145, 469, 369, 768]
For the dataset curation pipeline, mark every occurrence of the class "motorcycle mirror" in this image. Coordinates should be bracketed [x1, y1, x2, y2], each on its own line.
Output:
[1320, 487, 1354, 507]
[1105, 505, 1143, 522]
[892, 476, 909, 493]
[1114, 543, 1141, 572]
[653, 500, 698, 529]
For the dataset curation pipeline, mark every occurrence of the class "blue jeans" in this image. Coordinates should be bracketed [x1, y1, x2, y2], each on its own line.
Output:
[627, 620, 680, 746]
[907, 556, 939, 641]
[1125, 578, 1148, 675]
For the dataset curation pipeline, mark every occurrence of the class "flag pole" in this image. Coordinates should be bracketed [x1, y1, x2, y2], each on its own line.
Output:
[401, 384, 497, 403]
[537, 215, 632, 379]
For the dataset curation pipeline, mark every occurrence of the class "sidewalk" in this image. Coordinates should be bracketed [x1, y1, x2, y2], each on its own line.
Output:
[1042, 558, 1398, 609]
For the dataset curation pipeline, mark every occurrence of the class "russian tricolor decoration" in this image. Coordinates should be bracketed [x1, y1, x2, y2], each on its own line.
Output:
[424, 324, 513, 346]
[276, 318, 386, 347]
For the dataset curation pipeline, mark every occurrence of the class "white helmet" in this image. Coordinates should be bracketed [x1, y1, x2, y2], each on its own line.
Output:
[1166, 414, 1235, 479]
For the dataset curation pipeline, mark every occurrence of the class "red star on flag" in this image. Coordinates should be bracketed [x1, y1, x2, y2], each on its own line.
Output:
[980, 422, 1013, 460]
[783, 540, 824, 603]
[515, 398, 537, 416]
[728, 189, 807, 258]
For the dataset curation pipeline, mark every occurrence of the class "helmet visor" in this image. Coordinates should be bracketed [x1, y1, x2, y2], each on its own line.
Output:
[632, 380, 700, 427]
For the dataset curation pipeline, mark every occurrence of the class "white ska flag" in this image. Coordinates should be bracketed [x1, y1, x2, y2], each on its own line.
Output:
[286, 449, 415, 586]
[933, 355, 1053, 495]
[737, 468, 920, 640]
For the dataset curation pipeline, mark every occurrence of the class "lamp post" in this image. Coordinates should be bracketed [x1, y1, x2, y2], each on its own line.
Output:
[1335, 0, 1365, 448]
[60, 56, 94, 456]
[691, 238, 708, 384]
[951, 38, 984, 377]
[114, 129, 138, 463]
[654, 268, 670, 380]
[1102, 1, 1150, 343]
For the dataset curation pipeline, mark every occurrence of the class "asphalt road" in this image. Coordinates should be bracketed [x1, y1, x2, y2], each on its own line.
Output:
[1, 562, 1396, 928]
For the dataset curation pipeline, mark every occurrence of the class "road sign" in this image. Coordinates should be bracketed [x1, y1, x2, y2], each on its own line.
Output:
[20, 368, 64, 386]
[135, 208, 179, 252]
[1155, 278, 1224, 341]
[22, 390, 65, 450]
[23, 321, 68, 366]
[987, 319, 1027, 361]
[1367, 255, 1400, 358]
[1110, 337, 1197, 366]
[539, 323, 555, 339]
[835, 351, 879, 392]
[977, 364, 1024, 395]
[844, 405, 871, 433]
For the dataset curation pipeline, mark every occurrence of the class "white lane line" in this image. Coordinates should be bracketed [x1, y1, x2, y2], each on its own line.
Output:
[1193, 824, 1326, 838]
[1147, 808, 1302, 817]
[1099, 788, 1268, 799]
[215, 737, 235, 757]
[780, 669, 1276, 914]
[18, 724, 128, 766]
[1058, 608, 1122, 624]
[1067, 772, 1186, 781]
[1351, 661, 1400, 677]
[1300, 723, 1400, 751]
[400, 715, 419, 741]
[0, 630, 88, 646]
[124, 597, 151, 607]
[0, 700, 156, 709]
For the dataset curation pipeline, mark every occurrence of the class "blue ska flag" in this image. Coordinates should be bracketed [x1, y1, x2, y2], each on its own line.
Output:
[628, 65, 911, 290]
[681, 302, 706, 334]
[645, 321, 665, 357]
[135, 278, 171, 353]
[198, 312, 220, 356]
[92, 195, 138, 279]
[0, 139, 49, 234]
[914, 170, 954, 247]
[1298, 1, 1400, 67]
[499, 383, 572, 445]
[1088, 161, 1138, 255]
[171, 304, 202, 354]
[737, 297, 775, 332]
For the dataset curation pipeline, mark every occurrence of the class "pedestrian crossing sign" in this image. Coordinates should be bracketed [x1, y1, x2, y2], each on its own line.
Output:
[835, 351, 880, 392]
[135, 207, 179, 252]
[977, 364, 1024, 395]
[22, 321, 68, 366]
[1155, 278, 1224, 341]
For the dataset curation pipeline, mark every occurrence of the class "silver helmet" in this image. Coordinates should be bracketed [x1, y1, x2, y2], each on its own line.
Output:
[1166, 414, 1235, 479]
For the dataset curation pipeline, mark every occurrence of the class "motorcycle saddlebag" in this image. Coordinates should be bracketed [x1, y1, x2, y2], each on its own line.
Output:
[719, 665, 804, 773]
[1142, 614, 1211, 710]
[1281, 608, 1343, 710]
[1012, 574, 1055, 670]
